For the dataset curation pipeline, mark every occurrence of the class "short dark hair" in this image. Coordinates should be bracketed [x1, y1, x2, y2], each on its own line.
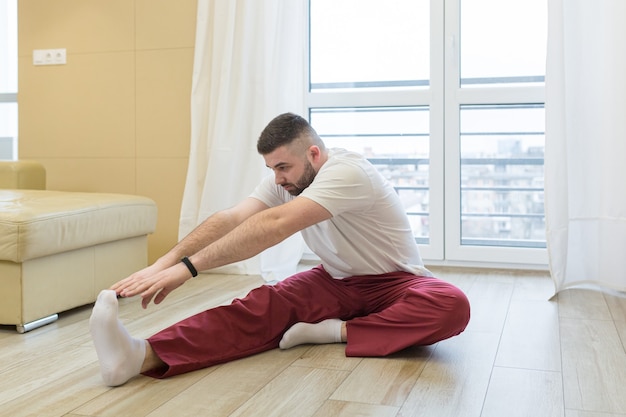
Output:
[257, 113, 324, 155]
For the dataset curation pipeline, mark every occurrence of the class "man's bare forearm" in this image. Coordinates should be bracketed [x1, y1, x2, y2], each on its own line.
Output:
[190, 208, 290, 272]
[159, 210, 242, 266]
[189, 198, 331, 273]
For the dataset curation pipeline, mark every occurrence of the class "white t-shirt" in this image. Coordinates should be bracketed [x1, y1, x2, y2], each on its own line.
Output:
[250, 148, 432, 278]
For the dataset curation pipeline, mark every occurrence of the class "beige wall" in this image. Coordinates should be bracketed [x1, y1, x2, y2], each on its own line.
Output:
[18, 0, 197, 263]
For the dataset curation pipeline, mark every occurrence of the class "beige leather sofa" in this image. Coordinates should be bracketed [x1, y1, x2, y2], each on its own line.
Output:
[0, 161, 157, 332]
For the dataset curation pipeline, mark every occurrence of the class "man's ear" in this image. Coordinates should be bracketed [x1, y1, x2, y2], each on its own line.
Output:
[308, 145, 321, 162]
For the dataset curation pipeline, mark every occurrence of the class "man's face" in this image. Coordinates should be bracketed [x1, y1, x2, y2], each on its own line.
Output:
[264, 145, 317, 196]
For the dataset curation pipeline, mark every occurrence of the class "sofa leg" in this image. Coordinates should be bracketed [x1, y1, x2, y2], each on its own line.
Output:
[16, 314, 59, 333]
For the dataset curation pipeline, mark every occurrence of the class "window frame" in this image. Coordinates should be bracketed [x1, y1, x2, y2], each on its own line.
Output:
[0, 0, 18, 161]
[306, 0, 548, 269]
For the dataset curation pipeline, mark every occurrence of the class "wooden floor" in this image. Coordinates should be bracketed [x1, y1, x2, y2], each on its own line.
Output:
[2, 267, 626, 417]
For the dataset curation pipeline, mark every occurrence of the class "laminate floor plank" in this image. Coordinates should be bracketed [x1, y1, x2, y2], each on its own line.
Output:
[462, 274, 515, 334]
[312, 400, 399, 417]
[397, 331, 499, 417]
[0, 363, 105, 417]
[481, 367, 564, 417]
[558, 289, 613, 320]
[495, 298, 561, 371]
[291, 343, 362, 372]
[229, 366, 350, 417]
[145, 347, 309, 417]
[561, 317, 626, 414]
[565, 410, 626, 417]
[330, 346, 433, 407]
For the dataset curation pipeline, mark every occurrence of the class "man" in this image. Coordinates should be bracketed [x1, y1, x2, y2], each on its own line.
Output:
[89, 112, 470, 387]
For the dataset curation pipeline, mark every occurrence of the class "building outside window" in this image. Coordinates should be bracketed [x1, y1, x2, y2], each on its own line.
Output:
[307, 0, 547, 267]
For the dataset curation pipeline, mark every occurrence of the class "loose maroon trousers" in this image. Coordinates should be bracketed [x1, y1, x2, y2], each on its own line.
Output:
[145, 265, 470, 378]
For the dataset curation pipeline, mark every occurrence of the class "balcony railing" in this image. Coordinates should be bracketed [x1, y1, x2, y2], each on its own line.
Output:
[366, 156, 546, 248]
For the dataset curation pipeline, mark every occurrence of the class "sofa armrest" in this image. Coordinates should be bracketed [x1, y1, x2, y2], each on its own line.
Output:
[0, 161, 46, 190]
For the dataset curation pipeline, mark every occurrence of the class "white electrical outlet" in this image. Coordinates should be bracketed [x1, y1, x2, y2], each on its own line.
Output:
[33, 48, 67, 66]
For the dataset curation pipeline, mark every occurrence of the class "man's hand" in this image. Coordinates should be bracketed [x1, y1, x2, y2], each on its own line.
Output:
[111, 261, 165, 295]
[111, 261, 193, 309]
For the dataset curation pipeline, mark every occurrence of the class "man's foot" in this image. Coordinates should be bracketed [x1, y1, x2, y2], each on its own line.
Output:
[89, 290, 146, 386]
[279, 318, 344, 349]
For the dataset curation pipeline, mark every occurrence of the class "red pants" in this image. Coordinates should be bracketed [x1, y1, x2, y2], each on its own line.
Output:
[145, 265, 470, 378]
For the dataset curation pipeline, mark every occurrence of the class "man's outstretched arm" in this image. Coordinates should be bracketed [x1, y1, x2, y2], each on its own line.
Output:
[116, 196, 331, 308]
[195, 196, 331, 272]
[111, 197, 269, 298]
[157, 197, 270, 266]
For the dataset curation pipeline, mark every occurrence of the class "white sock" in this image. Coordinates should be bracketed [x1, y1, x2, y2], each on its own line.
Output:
[279, 318, 344, 350]
[89, 290, 146, 387]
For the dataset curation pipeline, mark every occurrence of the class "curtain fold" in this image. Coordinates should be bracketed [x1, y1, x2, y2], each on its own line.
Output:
[180, 0, 306, 278]
[545, 0, 626, 293]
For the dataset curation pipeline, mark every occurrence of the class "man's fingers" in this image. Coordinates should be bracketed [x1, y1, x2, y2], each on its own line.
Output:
[154, 288, 171, 305]
[140, 282, 166, 308]
[110, 275, 132, 292]
[111, 274, 143, 296]
[113, 265, 182, 308]
[141, 291, 156, 309]
[120, 275, 156, 298]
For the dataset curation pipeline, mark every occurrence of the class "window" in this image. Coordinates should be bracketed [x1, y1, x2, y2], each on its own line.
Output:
[308, 0, 547, 267]
[459, 104, 545, 248]
[309, 0, 430, 91]
[0, 0, 18, 160]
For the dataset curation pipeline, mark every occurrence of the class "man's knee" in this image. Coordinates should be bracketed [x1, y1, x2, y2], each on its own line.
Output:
[446, 287, 471, 334]
[407, 282, 471, 335]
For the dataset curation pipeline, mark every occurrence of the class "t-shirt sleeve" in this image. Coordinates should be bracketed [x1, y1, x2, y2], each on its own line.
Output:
[300, 161, 374, 216]
[249, 174, 287, 207]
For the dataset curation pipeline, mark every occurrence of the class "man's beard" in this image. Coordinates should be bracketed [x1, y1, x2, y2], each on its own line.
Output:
[285, 160, 316, 196]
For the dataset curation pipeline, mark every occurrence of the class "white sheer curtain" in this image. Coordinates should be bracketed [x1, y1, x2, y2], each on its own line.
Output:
[179, 0, 306, 279]
[545, 0, 626, 293]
